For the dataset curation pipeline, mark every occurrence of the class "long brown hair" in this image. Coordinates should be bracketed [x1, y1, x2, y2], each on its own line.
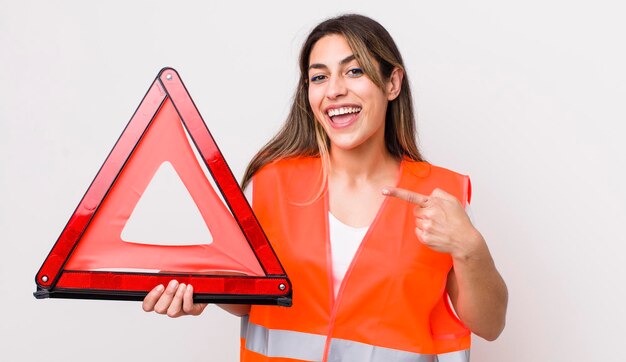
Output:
[241, 14, 424, 190]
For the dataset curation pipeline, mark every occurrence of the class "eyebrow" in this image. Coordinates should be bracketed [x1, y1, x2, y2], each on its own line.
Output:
[308, 54, 357, 71]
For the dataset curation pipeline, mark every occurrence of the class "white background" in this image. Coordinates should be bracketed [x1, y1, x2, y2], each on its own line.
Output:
[1, 1, 625, 361]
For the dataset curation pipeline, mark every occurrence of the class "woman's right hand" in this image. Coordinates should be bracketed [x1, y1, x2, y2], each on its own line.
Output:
[142, 280, 207, 317]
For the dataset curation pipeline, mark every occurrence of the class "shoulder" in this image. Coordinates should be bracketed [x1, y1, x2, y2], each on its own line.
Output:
[252, 157, 322, 201]
[402, 160, 472, 205]
[403, 161, 468, 180]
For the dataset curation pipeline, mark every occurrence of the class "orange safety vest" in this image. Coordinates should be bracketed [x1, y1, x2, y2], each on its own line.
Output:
[241, 157, 471, 362]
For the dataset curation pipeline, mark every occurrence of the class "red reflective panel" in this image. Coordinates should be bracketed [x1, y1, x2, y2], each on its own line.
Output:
[55, 272, 290, 303]
[34, 68, 291, 306]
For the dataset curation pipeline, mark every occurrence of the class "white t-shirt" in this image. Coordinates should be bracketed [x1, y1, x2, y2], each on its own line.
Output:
[327, 212, 369, 297]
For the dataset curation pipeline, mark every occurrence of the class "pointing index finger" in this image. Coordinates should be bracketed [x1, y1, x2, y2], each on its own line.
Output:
[382, 187, 429, 206]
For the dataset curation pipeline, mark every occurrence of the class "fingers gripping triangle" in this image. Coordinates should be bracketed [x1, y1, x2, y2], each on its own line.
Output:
[34, 68, 292, 306]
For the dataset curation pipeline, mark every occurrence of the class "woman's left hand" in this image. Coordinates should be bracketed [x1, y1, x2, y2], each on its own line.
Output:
[382, 187, 483, 260]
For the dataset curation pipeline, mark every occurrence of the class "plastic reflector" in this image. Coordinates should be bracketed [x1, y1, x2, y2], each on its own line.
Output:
[34, 68, 291, 306]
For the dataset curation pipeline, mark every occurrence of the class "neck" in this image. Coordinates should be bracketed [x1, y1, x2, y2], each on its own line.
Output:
[329, 140, 399, 182]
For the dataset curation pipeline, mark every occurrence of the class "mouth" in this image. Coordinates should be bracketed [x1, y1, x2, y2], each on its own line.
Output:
[326, 106, 362, 128]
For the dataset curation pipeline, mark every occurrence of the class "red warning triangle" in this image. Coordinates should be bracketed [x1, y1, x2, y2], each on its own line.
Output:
[34, 68, 291, 306]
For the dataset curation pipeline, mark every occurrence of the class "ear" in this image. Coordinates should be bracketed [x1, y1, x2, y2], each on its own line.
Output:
[386, 67, 403, 101]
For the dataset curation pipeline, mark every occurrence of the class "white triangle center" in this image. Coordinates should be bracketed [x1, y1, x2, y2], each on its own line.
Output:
[121, 161, 213, 245]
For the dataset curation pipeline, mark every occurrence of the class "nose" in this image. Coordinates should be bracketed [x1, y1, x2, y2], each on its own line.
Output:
[325, 74, 347, 100]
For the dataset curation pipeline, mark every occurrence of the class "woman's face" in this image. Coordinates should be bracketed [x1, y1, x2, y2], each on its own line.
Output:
[307, 34, 398, 153]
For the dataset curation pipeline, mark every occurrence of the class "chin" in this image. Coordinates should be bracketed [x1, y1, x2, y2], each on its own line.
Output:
[327, 138, 366, 152]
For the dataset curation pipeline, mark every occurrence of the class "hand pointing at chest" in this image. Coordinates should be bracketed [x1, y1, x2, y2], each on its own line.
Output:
[382, 187, 484, 261]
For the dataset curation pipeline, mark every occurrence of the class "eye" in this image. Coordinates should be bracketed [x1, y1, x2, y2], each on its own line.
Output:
[346, 68, 364, 77]
[310, 74, 327, 83]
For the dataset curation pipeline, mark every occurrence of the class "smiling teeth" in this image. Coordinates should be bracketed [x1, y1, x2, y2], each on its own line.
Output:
[328, 107, 361, 117]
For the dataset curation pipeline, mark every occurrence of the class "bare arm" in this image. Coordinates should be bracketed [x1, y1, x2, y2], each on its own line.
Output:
[383, 187, 508, 340]
[217, 303, 251, 317]
[445, 235, 508, 340]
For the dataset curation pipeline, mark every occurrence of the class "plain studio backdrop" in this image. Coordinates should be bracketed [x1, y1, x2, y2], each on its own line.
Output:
[1, 1, 625, 361]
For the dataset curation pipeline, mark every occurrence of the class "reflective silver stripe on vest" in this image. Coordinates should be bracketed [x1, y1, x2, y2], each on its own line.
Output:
[328, 338, 469, 362]
[242, 316, 327, 361]
[241, 315, 249, 339]
[242, 317, 469, 362]
[436, 349, 470, 362]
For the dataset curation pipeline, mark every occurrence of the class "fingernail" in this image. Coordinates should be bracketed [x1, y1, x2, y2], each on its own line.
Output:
[382, 188, 389, 195]
[156, 284, 164, 292]
[168, 280, 179, 290]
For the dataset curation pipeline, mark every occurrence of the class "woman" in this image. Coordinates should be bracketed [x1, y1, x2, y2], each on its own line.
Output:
[143, 14, 508, 361]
